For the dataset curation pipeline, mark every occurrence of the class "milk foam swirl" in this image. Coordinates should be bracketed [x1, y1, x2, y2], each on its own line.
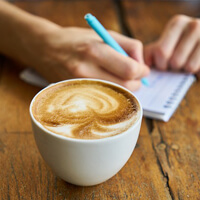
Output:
[32, 80, 140, 139]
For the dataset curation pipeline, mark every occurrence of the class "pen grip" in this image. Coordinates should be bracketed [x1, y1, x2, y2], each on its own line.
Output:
[85, 13, 149, 86]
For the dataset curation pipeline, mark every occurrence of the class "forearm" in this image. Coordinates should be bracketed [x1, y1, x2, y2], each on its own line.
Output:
[0, 1, 149, 89]
[0, 0, 59, 63]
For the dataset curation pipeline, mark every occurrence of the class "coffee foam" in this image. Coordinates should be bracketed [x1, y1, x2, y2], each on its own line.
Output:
[32, 80, 140, 139]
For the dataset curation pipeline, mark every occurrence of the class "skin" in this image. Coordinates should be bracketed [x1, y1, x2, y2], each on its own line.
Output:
[144, 14, 200, 78]
[0, 0, 149, 91]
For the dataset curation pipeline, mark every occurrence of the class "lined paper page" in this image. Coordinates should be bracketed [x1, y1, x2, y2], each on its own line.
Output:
[133, 70, 195, 114]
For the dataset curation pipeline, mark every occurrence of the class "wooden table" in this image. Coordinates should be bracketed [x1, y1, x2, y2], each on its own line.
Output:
[1, 1, 200, 199]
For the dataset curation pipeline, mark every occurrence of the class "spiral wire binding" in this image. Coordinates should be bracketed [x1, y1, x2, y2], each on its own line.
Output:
[163, 75, 188, 108]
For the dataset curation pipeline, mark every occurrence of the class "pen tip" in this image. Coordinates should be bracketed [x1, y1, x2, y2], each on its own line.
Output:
[141, 78, 149, 86]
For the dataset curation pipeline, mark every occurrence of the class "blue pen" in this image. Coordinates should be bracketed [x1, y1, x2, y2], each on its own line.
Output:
[84, 13, 149, 86]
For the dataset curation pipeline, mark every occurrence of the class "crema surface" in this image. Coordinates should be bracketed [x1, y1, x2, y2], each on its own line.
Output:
[32, 80, 140, 139]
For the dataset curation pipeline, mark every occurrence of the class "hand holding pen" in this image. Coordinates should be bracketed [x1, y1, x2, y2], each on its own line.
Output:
[85, 13, 149, 87]
[0, 0, 150, 90]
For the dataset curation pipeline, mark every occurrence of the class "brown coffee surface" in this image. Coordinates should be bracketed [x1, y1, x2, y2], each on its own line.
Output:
[32, 80, 140, 139]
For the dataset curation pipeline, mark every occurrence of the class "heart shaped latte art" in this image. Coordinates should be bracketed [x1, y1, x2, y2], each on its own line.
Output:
[32, 80, 140, 139]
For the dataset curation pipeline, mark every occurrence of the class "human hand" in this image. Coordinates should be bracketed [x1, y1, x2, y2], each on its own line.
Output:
[21, 24, 149, 91]
[144, 15, 200, 78]
[0, 1, 149, 90]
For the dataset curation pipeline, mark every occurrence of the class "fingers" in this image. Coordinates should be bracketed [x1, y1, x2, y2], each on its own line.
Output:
[170, 19, 200, 70]
[98, 44, 149, 79]
[154, 15, 191, 70]
[143, 15, 200, 77]
[109, 31, 144, 63]
[70, 61, 142, 91]
[83, 40, 149, 80]
[61, 28, 149, 90]
[185, 42, 200, 73]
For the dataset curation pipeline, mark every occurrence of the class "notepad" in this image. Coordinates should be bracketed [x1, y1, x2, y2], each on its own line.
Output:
[133, 69, 196, 122]
[20, 68, 196, 122]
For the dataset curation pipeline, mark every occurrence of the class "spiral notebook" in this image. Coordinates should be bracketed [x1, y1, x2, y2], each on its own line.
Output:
[20, 68, 196, 122]
[133, 70, 196, 122]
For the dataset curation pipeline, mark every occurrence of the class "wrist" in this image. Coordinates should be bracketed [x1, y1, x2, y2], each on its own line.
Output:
[16, 15, 62, 65]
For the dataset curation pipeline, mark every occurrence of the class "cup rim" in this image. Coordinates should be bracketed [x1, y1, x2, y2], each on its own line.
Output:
[30, 78, 143, 143]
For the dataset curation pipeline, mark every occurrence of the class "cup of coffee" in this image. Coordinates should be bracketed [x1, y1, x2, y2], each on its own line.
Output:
[30, 79, 142, 186]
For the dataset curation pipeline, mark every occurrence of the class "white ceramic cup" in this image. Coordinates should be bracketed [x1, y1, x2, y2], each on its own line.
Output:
[30, 79, 143, 186]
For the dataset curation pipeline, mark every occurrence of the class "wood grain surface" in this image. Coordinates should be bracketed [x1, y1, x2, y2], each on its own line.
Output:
[0, 1, 199, 200]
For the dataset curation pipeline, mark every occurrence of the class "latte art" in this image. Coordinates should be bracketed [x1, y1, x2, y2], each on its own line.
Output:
[32, 80, 140, 139]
